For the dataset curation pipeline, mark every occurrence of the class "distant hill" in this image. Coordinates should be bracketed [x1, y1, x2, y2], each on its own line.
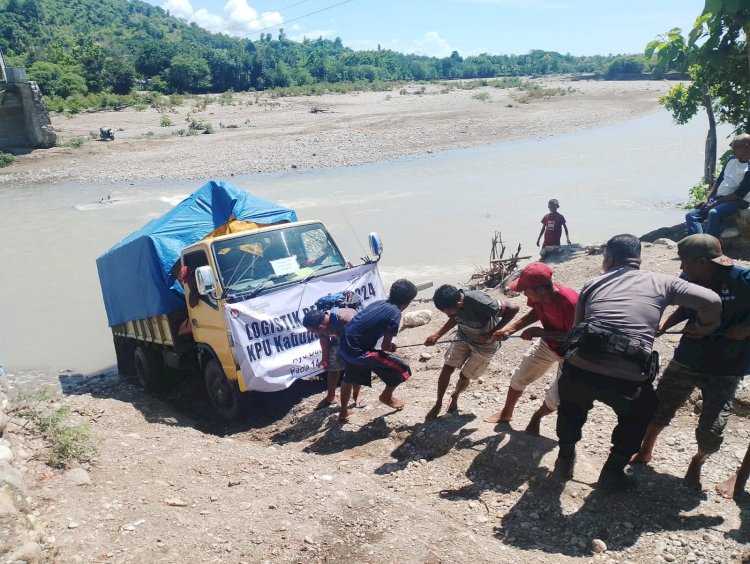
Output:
[0, 0, 648, 100]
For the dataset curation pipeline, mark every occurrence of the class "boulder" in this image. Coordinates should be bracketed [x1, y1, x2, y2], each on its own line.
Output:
[402, 310, 432, 328]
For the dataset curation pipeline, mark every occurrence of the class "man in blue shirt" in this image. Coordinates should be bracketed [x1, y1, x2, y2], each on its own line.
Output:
[338, 279, 418, 422]
[634, 234, 750, 490]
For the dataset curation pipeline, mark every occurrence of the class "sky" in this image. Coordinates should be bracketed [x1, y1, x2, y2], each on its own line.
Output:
[141, 0, 708, 58]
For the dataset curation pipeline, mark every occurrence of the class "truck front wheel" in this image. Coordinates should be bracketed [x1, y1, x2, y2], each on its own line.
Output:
[134, 345, 162, 390]
[204, 359, 246, 420]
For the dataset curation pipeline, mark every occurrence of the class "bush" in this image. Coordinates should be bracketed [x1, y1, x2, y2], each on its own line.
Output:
[160, 115, 173, 127]
[685, 181, 711, 209]
[0, 152, 14, 167]
[61, 137, 85, 149]
[10, 390, 97, 469]
[472, 92, 491, 102]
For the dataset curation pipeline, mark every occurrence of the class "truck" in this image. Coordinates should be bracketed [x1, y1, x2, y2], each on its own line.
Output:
[96, 180, 385, 420]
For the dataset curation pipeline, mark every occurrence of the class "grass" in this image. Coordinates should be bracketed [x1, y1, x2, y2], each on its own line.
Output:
[11, 389, 97, 469]
[0, 152, 14, 167]
[60, 137, 86, 148]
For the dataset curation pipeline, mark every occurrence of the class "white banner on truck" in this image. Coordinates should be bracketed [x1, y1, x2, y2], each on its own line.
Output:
[225, 263, 386, 392]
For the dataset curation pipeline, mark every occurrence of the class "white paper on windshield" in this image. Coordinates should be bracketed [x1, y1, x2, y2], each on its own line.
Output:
[270, 255, 300, 276]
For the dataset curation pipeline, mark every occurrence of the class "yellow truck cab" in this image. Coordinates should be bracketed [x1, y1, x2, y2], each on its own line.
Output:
[98, 181, 385, 420]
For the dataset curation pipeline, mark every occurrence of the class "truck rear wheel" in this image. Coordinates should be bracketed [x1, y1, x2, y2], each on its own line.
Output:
[204, 359, 245, 420]
[134, 345, 162, 390]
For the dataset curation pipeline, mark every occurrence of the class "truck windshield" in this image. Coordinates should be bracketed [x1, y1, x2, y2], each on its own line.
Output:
[213, 223, 347, 299]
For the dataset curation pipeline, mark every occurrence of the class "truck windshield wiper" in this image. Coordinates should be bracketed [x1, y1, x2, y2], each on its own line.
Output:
[301, 263, 343, 283]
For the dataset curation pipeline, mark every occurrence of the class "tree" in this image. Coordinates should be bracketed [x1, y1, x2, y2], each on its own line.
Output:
[166, 54, 212, 93]
[690, 0, 750, 133]
[646, 28, 718, 184]
[646, 1, 750, 185]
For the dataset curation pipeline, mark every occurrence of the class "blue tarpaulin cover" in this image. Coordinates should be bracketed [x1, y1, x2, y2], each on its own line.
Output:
[96, 180, 298, 326]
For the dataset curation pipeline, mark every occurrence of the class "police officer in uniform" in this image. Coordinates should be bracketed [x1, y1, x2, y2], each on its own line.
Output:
[554, 234, 722, 490]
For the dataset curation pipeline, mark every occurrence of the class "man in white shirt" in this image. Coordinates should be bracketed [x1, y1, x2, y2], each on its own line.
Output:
[685, 134, 750, 237]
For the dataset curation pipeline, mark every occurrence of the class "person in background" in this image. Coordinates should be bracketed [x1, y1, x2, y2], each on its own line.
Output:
[424, 284, 518, 420]
[337, 279, 418, 422]
[537, 198, 571, 253]
[632, 234, 750, 490]
[484, 262, 578, 436]
[685, 134, 750, 237]
[303, 308, 363, 411]
[553, 234, 721, 490]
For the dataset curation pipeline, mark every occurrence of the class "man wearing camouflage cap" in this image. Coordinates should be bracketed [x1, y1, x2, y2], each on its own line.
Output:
[634, 234, 750, 490]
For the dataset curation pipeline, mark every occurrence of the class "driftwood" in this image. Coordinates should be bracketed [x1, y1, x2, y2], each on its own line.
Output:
[466, 231, 525, 289]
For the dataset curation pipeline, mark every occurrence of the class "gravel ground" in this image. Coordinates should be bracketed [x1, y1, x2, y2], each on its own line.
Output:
[3, 242, 750, 564]
[0, 78, 672, 187]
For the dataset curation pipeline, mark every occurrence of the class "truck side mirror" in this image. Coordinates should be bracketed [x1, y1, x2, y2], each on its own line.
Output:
[195, 266, 217, 296]
[369, 232, 383, 258]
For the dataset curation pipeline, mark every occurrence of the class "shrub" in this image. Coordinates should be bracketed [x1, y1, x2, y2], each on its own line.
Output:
[472, 92, 491, 102]
[61, 137, 85, 149]
[0, 152, 14, 167]
[10, 390, 97, 468]
[160, 115, 173, 127]
[685, 181, 711, 209]
[133, 103, 148, 112]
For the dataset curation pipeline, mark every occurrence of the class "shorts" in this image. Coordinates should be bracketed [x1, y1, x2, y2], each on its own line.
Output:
[341, 351, 411, 388]
[328, 337, 345, 372]
[444, 340, 495, 380]
[509, 339, 563, 409]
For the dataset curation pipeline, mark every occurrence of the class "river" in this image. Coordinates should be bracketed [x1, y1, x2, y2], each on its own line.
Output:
[0, 110, 731, 378]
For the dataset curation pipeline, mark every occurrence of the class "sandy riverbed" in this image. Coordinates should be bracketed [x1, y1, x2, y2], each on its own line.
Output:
[1, 78, 675, 187]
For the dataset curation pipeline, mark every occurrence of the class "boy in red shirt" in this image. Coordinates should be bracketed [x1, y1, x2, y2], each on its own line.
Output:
[536, 199, 571, 252]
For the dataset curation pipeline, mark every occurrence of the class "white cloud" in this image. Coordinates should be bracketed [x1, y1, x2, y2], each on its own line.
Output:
[162, 0, 193, 19]
[160, 0, 283, 37]
[192, 9, 224, 32]
[411, 31, 454, 57]
[289, 28, 338, 42]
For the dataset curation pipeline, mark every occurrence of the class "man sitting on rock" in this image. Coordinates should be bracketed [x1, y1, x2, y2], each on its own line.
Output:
[633, 234, 750, 490]
[424, 285, 518, 420]
[483, 262, 578, 436]
[685, 134, 750, 238]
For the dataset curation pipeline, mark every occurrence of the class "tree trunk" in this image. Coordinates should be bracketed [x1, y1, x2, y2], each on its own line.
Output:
[702, 85, 717, 185]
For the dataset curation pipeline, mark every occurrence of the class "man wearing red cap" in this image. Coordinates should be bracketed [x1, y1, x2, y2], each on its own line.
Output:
[633, 234, 750, 491]
[484, 262, 578, 435]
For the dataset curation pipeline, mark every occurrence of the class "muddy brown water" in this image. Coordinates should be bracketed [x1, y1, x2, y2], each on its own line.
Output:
[0, 111, 732, 383]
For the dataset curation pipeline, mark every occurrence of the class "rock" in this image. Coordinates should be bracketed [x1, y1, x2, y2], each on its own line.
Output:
[591, 538, 607, 553]
[419, 352, 433, 362]
[165, 498, 188, 507]
[0, 461, 28, 511]
[401, 310, 432, 328]
[653, 238, 677, 249]
[0, 441, 13, 462]
[6, 541, 42, 564]
[65, 468, 91, 486]
[0, 410, 8, 437]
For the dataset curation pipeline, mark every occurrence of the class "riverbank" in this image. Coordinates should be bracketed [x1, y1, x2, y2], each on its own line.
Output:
[0, 78, 673, 187]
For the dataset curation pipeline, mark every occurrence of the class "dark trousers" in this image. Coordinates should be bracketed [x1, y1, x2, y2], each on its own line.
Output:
[556, 360, 658, 459]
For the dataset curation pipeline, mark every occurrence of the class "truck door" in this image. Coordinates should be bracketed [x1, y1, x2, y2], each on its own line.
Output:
[183, 250, 237, 380]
